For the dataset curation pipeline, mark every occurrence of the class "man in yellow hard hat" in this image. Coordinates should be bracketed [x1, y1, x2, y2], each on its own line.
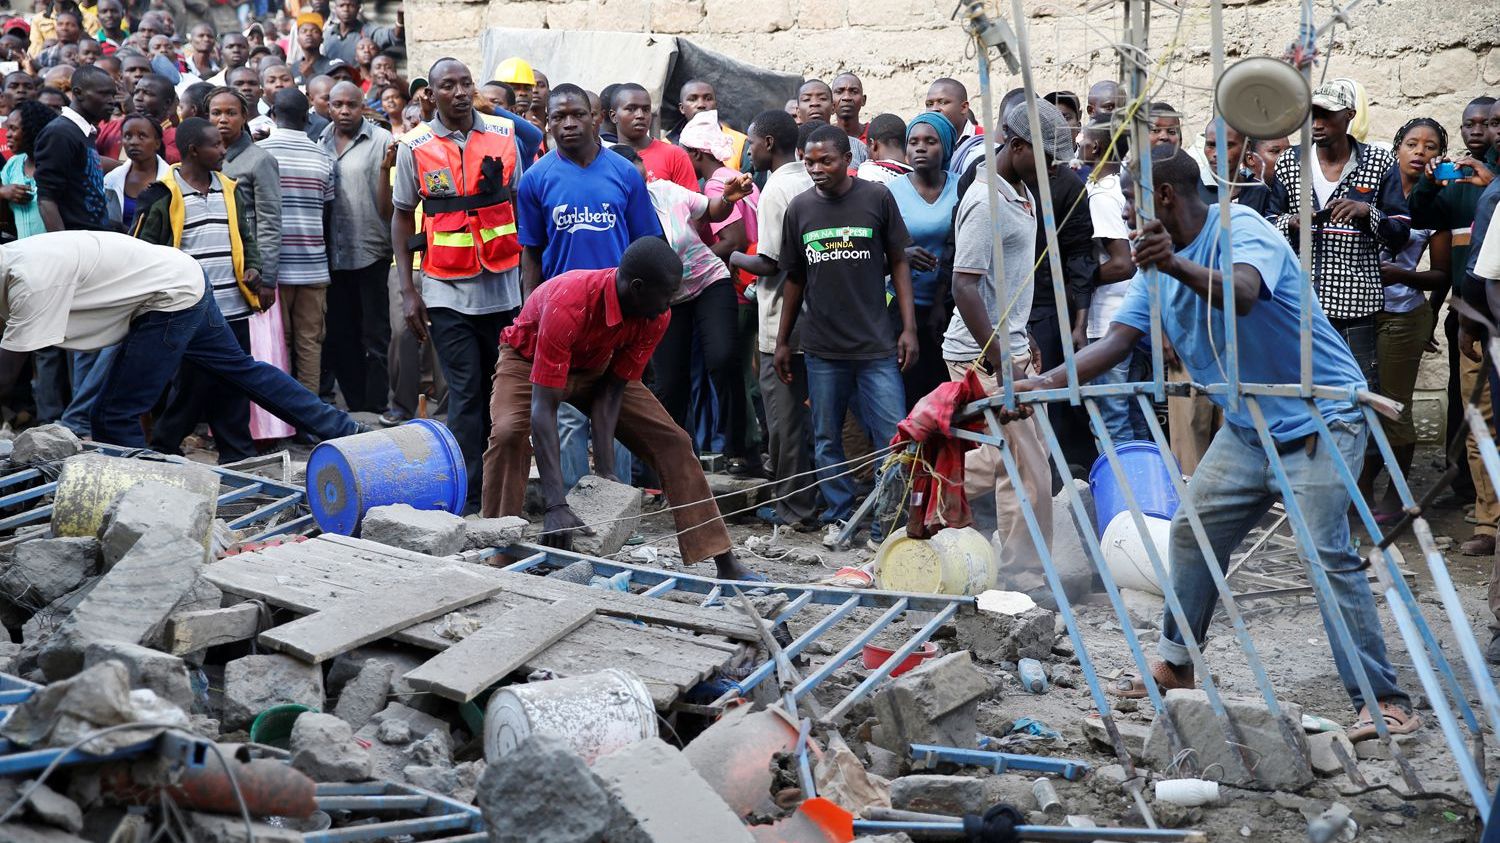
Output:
[494, 56, 536, 115]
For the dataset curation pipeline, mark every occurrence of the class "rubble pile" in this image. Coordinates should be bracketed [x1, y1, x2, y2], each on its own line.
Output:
[0, 451, 1487, 842]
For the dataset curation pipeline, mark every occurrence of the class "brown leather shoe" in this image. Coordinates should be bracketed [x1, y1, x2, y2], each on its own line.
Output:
[1461, 534, 1496, 557]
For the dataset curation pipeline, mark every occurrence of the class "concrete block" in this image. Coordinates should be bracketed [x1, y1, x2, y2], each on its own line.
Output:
[98, 481, 215, 570]
[186, 812, 301, 843]
[360, 504, 466, 556]
[290, 712, 371, 782]
[1142, 689, 1312, 790]
[37, 532, 204, 680]
[222, 654, 324, 731]
[477, 734, 616, 843]
[1081, 715, 1149, 760]
[333, 659, 393, 731]
[1049, 480, 1098, 601]
[591, 737, 754, 843]
[22, 780, 83, 832]
[0, 538, 99, 607]
[955, 605, 1057, 663]
[146, 576, 224, 653]
[870, 651, 998, 756]
[12, 424, 81, 465]
[889, 774, 986, 815]
[566, 475, 642, 558]
[1120, 589, 1164, 631]
[706, 473, 765, 514]
[463, 516, 529, 550]
[82, 641, 193, 711]
[649, 0, 703, 31]
[402, 760, 484, 803]
[356, 703, 452, 781]
[1306, 730, 1356, 776]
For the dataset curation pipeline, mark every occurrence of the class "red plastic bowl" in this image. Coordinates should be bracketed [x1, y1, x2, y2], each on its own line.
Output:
[861, 641, 939, 676]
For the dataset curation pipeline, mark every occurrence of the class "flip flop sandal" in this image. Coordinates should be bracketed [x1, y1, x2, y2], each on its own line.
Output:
[1347, 703, 1422, 742]
[1109, 663, 1194, 699]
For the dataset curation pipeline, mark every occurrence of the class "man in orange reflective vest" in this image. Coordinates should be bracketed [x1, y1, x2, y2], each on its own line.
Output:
[392, 57, 524, 512]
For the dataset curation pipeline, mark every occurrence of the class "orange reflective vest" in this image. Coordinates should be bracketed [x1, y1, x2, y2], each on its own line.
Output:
[404, 112, 522, 279]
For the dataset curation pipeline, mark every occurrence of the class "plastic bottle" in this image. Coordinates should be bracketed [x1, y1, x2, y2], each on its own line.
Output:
[1018, 658, 1048, 693]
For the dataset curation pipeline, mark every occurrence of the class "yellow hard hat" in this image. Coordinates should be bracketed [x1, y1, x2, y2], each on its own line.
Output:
[494, 57, 536, 86]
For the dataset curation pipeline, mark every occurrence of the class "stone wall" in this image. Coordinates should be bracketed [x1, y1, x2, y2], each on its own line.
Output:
[406, 0, 1499, 144]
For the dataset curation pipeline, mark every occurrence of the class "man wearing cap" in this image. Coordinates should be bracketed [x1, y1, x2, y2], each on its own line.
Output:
[323, 0, 401, 66]
[2, 17, 31, 55]
[392, 57, 525, 512]
[293, 12, 334, 83]
[1271, 78, 1408, 388]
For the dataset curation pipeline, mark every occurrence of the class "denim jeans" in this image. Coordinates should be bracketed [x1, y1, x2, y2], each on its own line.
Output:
[558, 403, 634, 491]
[31, 347, 68, 423]
[804, 353, 905, 540]
[1088, 340, 1137, 444]
[1158, 418, 1407, 711]
[91, 281, 359, 448]
[60, 345, 119, 437]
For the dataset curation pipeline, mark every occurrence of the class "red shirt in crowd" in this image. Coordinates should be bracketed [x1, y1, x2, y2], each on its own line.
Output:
[636, 138, 697, 192]
[501, 267, 671, 389]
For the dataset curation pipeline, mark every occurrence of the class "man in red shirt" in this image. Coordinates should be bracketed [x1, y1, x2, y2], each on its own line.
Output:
[610, 82, 697, 191]
[480, 237, 760, 581]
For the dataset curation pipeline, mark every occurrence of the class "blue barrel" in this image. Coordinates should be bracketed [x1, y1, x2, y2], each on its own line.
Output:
[306, 419, 467, 536]
[1087, 441, 1180, 538]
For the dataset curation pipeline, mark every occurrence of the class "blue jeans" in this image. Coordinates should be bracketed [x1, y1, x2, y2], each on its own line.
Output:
[1089, 339, 1137, 443]
[91, 282, 359, 448]
[31, 347, 68, 423]
[804, 353, 905, 539]
[1159, 419, 1406, 711]
[558, 403, 634, 491]
[60, 345, 120, 437]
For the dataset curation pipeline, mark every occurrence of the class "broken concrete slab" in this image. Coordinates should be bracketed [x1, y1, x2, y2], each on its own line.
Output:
[1142, 689, 1312, 790]
[889, 774, 986, 815]
[36, 531, 205, 680]
[0, 538, 99, 608]
[1082, 715, 1149, 760]
[1120, 588, 1164, 631]
[13, 424, 82, 465]
[23, 780, 83, 833]
[221, 654, 324, 731]
[356, 703, 452, 782]
[463, 515, 529, 549]
[870, 651, 999, 756]
[164, 603, 260, 656]
[591, 737, 754, 843]
[403, 760, 484, 803]
[82, 641, 193, 711]
[332, 659, 393, 731]
[566, 475, 642, 558]
[1051, 480, 1100, 601]
[290, 712, 371, 782]
[359, 504, 466, 556]
[478, 734, 615, 843]
[96, 478, 217, 567]
[185, 812, 302, 843]
[1306, 730, 1356, 776]
[955, 605, 1058, 663]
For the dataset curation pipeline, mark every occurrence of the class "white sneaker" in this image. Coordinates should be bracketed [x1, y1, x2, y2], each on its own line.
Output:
[822, 522, 848, 549]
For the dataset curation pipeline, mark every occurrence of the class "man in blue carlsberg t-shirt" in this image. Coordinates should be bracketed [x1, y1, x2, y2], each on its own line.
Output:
[515, 84, 663, 490]
[1007, 146, 1418, 741]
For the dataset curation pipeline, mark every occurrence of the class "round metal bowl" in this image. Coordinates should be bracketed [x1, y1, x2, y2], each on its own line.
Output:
[1214, 56, 1311, 139]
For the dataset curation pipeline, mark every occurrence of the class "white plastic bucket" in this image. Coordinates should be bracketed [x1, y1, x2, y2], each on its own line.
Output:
[1099, 511, 1173, 595]
[874, 526, 998, 595]
[482, 668, 657, 764]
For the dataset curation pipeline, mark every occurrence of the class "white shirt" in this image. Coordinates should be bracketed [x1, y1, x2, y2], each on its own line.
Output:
[0, 232, 205, 353]
[1312, 161, 1338, 208]
[102, 156, 171, 223]
[1476, 221, 1500, 282]
[1084, 173, 1131, 339]
[60, 106, 95, 137]
[943, 162, 1037, 363]
[754, 160, 816, 354]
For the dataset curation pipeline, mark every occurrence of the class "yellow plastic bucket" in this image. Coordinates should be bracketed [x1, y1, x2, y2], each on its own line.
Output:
[51, 453, 220, 540]
[874, 526, 998, 595]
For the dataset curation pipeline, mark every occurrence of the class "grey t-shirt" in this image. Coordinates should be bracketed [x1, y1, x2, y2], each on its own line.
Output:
[393, 115, 522, 316]
[942, 163, 1038, 363]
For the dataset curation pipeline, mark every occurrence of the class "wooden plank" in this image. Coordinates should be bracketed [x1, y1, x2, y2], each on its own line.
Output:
[404, 600, 595, 702]
[256, 567, 502, 663]
[165, 603, 261, 655]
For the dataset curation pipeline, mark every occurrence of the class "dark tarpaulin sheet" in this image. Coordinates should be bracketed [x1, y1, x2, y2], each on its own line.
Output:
[661, 38, 804, 135]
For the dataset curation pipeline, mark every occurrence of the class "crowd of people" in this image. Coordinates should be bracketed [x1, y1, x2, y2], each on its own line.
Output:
[0, 0, 1498, 735]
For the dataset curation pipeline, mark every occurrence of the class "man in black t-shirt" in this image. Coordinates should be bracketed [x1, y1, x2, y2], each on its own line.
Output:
[773, 124, 915, 547]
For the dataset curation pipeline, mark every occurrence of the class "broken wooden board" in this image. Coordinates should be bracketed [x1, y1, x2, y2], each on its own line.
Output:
[165, 602, 261, 655]
[403, 599, 595, 701]
[204, 539, 746, 707]
[256, 566, 502, 663]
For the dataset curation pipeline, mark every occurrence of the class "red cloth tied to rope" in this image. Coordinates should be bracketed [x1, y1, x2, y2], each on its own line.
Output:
[892, 368, 990, 538]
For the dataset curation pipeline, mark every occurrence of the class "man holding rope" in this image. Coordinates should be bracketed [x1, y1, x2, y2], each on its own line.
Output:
[480, 237, 761, 581]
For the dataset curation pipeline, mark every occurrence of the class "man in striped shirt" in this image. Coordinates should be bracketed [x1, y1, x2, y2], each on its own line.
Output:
[259, 87, 336, 393]
[131, 117, 269, 463]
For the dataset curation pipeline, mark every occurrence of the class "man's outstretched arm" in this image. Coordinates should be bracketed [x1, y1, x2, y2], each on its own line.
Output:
[531, 385, 591, 547]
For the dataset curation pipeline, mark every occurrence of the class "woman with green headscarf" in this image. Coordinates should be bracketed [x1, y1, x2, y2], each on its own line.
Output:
[888, 111, 960, 407]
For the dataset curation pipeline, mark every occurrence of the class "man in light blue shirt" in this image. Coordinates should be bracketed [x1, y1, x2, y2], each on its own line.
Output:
[1010, 145, 1418, 741]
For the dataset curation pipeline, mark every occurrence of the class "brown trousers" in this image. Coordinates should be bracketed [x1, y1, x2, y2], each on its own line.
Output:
[278, 283, 328, 394]
[480, 347, 732, 565]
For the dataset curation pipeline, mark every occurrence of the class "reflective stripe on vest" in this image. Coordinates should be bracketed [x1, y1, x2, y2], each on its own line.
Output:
[430, 221, 517, 248]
